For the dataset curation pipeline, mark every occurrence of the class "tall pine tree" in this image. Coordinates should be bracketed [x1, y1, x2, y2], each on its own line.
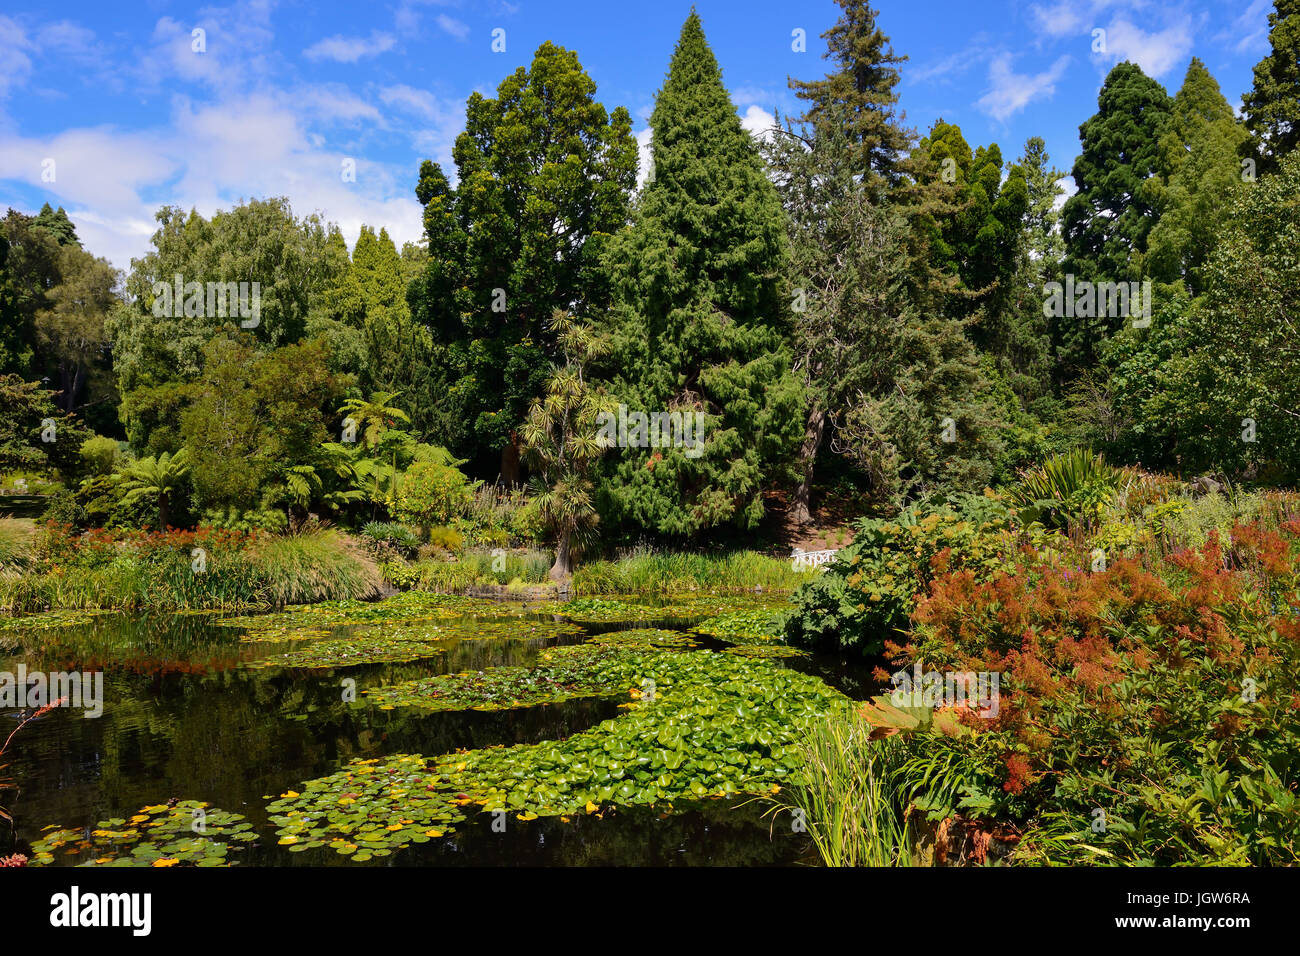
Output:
[600, 10, 802, 537]
[408, 42, 637, 481]
[789, 0, 912, 191]
[1148, 58, 1250, 294]
[1242, 0, 1300, 175]
[1059, 62, 1172, 379]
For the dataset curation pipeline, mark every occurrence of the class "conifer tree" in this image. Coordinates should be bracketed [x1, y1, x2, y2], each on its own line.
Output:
[408, 42, 637, 481]
[1242, 0, 1300, 174]
[600, 10, 802, 537]
[1147, 58, 1250, 294]
[1059, 62, 1172, 378]
[790, 0, 912, 190]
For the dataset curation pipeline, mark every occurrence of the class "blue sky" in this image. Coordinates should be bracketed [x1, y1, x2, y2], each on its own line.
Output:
[0, 0, 1278, 271]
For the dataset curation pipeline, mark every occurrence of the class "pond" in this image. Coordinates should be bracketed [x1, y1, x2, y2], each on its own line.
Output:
[0, 593, 879, 867]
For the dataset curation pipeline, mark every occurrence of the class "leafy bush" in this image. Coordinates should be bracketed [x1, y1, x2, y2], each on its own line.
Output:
[425, 525, 464, 554]
[392, 460, 475, 527]
[361, 521, 421, 558]
[201, 506, 289, 535]
[784, 498, 1015, 657]
[887, 522, 1300, 865]
[78, 436, 125, 477]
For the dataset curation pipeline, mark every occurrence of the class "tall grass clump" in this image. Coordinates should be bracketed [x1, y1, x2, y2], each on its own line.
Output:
[0, 519, 35, 575]
[769, 709, 914, 867]
[573, 550, 811, 595]
[0, 527, 381, 612]
[247, 530, 383, 605]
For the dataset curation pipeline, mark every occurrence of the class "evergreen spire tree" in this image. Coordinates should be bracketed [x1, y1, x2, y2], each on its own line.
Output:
[1059, 61, 1172, 378]
[1148, 58, 1250, 293]
[601, 10, 802, 537]
[790, 0, 912, 189]
[1242, 0, 1300, 174]
[1018, 136, 1065, 281]
[407, 42, 637, 480]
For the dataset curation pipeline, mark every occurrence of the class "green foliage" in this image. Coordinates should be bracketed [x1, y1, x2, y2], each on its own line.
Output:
[361, 520, 421, 557]
[1060, 62, 1172, 376]
[784, 497, 1014, 656]
[79, 435, 124, 476]
[391, 459, 475, 527]
[1147, 58, 1250, 294]
[113, 448, 190, 529]
[1241, 0, 1300, 174]
[599, 11, 803, 537]
[788, 0, 913, 190]
[768, 709, 914, 866]
[407, 40, 637, 472]
[571, 550, 811, 595]
[0, 518, 34, 574]
[1007, 447, 1120, 530]
[0, 527, 380, 612]
[108, 198, 343, 409]
[522, 313, 613, 577]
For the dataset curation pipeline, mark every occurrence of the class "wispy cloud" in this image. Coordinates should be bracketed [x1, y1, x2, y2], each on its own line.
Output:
[436, 15, 471, 41]
[0, 16, 33, 98]
[1094, 17, 1194, 78]
[977, 53, 1072, 121]
[304, 30, 396, 63]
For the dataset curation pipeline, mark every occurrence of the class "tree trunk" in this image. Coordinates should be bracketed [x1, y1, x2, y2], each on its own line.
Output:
[158, 491, 170, 531]
[549, 529, 573, 581]
[500, 435, 521, 487]
[792, 405, 826, 526]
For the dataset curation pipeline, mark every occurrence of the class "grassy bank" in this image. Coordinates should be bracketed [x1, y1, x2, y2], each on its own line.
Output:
[378, 548, 814, 596]
[0, 522, 382, 612]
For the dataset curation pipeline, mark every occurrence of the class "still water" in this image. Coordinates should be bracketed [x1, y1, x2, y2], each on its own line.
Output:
[0, 602, 872, 866]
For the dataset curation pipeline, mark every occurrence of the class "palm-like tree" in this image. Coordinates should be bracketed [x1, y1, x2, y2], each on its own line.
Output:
[115, 450, 190, 529]
[337, 391, 410, 449]
[521, 313, 614, 580]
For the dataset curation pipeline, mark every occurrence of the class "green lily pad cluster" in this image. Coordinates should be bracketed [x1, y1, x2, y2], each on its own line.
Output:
[364, 642, 682, 712]
[28, 801, 255, 867]
[558, 598, 675, 623]
[587, 628, 698, 649]
[693, 609, 787, 644]
[266, 755, 467, 860]
[245, 636, 450, 668]
[722, 644, 807, 659]
[243, 617, 582, 669]
[222, 592, 528, 637]
[0, 609, 112, 632]
[426, 650, 848, 816]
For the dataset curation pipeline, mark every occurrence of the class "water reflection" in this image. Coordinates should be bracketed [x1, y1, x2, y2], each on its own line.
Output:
[1, 606, 816, 865]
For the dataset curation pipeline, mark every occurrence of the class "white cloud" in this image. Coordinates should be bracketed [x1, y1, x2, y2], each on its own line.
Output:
[635, 126, 653, 189]
[977, 53, 1072, 121]
[295, 85, 384, 125]
[1095, 18, 1193, 78]
[0, 16, 33, 98]
[1030, 1, 1088, 39]
[1219, 0, 1272, 55]
[0, 89, 427, 271]
[436, 15, 471, 41]
[380, 84, 466, 168]
[740, 104, 777, 143]
[304, 30, 396, 63]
